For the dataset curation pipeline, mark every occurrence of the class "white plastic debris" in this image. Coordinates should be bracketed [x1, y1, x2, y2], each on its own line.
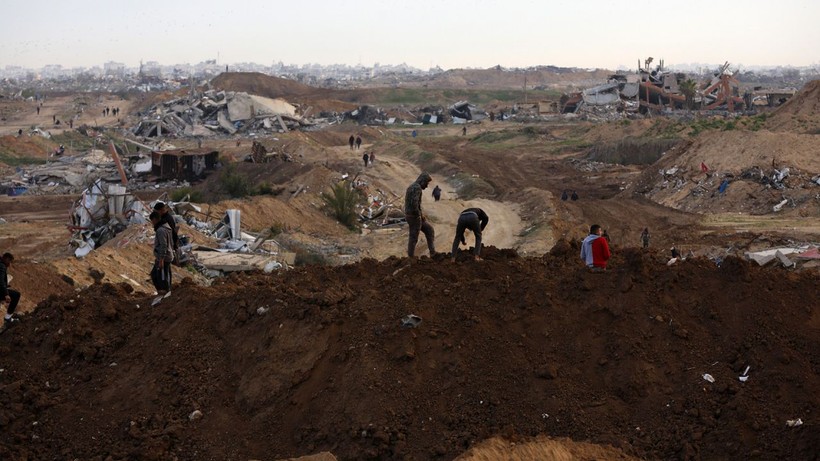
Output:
[256, 306, 270, 315]
[739, 366, 750, 382]
[786, 418, 803, 427]
[189, 410, 203, 421]
[702, 373, 715, 383]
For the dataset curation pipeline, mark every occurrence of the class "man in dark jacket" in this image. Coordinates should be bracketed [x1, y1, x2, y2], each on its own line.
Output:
[0, 253, 21, 328]
[355, 135, 362, 149]
[451, 208, 489, 262]
[348, 135, 355, 150]
[150, 212, 174, 306]
[404, 172, 435, 257]
[154, 202, 179, 251]
[432, 185, 442, 201]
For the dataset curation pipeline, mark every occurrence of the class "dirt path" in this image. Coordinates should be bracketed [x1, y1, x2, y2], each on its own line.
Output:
[324, 144, 526, 259]
[0, 95, 136, 140]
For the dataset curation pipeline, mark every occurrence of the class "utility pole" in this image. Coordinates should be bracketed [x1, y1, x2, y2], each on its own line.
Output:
[524, 73, 527, 104]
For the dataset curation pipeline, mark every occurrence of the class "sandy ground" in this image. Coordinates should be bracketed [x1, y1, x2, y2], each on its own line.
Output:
[0, 94, 136, 141]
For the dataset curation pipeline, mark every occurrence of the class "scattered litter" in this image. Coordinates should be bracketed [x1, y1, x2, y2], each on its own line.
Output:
[256, 306, 270, 315]
[786, 418, 803, 427]
[400, 314, 422, 329]
[702, 373, 715, 383]
[188, 410, 203, 421]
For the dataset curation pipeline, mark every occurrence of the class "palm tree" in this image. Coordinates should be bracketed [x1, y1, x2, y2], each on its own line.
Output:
[679, 78, 698, 110]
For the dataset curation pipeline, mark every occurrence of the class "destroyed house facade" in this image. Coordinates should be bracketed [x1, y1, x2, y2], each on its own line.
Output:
[152, 148, 218, 181]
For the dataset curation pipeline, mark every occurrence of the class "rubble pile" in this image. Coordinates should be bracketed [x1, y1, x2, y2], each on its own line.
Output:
[132, 90, 313, 138]
[0, 148, 186, 196]
[649, 161, 820, 214]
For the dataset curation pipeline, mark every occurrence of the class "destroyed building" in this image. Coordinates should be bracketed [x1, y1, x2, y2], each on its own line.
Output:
[152, 148, 219, 181]
[132, 90, 311, 138]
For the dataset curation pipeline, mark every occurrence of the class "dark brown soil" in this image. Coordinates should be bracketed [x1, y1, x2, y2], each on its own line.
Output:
[0, 245, 818, 460]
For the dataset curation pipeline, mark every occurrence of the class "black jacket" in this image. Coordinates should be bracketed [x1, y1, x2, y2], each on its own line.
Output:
[461, 208, 489, 230]
[0, 261, 9, 298]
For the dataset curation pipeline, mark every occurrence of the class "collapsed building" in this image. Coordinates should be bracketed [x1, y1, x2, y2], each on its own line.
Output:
[132, 90, 312, 138]
[561, 58, 794, 117]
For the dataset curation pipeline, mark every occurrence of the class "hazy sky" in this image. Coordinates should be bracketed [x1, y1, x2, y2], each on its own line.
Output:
[1, 0, 818, 70]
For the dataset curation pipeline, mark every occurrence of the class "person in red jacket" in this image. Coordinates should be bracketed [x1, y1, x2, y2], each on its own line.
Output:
[580, 224, 611, 271]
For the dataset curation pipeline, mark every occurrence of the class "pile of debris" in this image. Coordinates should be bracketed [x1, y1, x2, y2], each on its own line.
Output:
[132, 90, 312, 138]
[653, 161, 820, 213]
[745, 245, 820, 270]
[1, 141, 212, 196]
[69, 179, 149, 257]
[68, 186, 294, 277]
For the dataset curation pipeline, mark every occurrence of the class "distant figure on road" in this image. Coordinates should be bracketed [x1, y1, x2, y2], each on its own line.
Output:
[355, 135, 362, 149]
[36, 106, 40, 115]
[53, 115, 57, 123]
[581, 224, 611, 271]
[640, 228, 651, 248]
[432, 185, 442, 201]
[412, 130, 417, 138]
[0, 253, 22, 330]
[362, 152, 369, 167]
[561, 190, 568, 201]
[570, 190, 579, 201]
[348, 135, 355, 150]
[17, 129, 22, 137]
[369, 151, 376, 165]
[462, 126, 467, 136]
[451, 208, 489, 262]
[404, 172, 435, 258]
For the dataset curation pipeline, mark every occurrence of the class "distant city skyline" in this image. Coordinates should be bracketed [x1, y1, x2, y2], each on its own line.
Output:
[2, 0, 818, 71]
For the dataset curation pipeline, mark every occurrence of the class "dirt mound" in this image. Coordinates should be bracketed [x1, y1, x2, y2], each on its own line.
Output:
[454, 435, 640, 460]
[766, 80, 820, 133]
[211, 72, 318, 99]
[631, 129, 820, 216]
[0, 245, 817, 460]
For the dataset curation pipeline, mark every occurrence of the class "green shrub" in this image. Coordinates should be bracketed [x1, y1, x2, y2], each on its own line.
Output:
[220, 165, 252, 198]
[321, 182, 363, 229]
[294, 248, 329, 266]
[269, 222, 285, 236]
[170, 187, 204, 203]
[255, 182, 275, 195]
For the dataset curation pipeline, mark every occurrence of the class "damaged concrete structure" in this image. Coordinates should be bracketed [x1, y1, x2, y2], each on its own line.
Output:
[132, 90, 310, 138]
[152, 148, 219, 181]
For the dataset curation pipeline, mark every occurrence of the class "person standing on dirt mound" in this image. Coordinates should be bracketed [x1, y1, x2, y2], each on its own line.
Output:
[348, 135, 355, 150]
[641, 228, 651, 248]
[404, 172, 436, 258]
[149, 211, 174, 306]
[154, 202, 179, 252]
[355, 135, 362, 149]
[362, 152, 369, 168]
[0, 253, 22, 329]
[432, 185, 442, 201]
[451, 208, 489, 262]
[581, 224, 611, 271]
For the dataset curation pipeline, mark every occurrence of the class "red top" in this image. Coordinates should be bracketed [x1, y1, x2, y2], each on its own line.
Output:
[591, 237, 611, 268]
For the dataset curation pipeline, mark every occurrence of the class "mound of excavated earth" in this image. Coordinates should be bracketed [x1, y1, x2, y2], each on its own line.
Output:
[0, 245, 817, 460]
[767, 79, 820, 133]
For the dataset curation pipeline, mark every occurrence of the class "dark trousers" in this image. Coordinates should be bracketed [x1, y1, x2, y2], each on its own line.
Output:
[406, 215, 435, 257]
[4, 289, 20, 315]
[151, 260, 172, 292]
[452, 212, 482, 256]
